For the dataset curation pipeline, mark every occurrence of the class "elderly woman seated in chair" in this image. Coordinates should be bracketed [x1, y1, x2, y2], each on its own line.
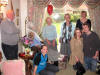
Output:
[28, 32, 42, 53]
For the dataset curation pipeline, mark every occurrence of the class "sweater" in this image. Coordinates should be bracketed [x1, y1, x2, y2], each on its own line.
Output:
[0, 19, 20, 45]
[82, 32, 100, 57]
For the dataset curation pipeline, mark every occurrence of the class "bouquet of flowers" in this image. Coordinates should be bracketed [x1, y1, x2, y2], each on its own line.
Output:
[21, 35, 33, 54]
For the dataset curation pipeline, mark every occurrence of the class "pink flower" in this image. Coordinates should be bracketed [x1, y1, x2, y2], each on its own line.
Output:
[25, 40, 29, 45]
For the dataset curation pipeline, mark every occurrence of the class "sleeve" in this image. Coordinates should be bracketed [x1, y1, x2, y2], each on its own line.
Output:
[47, 57, 48, 62]
[60, 23, 64, 38]
[34, 54, 41, 65]
[42, 26, 47, 40]
[94, 33, 100, 51]
[53, 26, 57, 39]
[76, 19, 80, 28]
[34, 32, 42, 41]
[71, 23, 75, 37]
[70, 38, 75, 55]
[12, 25, 20, 34]
[0, 21, 8, 33]
[34, 35, 42, 45]
[87, 19, 91, 30]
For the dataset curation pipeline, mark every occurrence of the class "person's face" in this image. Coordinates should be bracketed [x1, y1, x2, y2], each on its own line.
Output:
[83, 25, 90, 33]
[75, 30, 81, 38]
[81, 12, 87, 18]
[46, 18, 52, 25]
[65, 15, 70, 22]
[7, 12, 15, 21]
[28, 32, 34, 39]
[41, 46, 48, 55]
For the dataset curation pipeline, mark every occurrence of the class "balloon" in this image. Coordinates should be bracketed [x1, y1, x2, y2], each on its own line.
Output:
[47, 5, 53, 15]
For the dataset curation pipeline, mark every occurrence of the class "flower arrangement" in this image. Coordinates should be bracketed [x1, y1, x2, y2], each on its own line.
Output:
[21, 35, 33, 54]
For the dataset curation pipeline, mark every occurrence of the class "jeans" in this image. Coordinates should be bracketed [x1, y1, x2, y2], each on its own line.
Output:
[39, 63, 59, 75]
[84, 56, 97, 72]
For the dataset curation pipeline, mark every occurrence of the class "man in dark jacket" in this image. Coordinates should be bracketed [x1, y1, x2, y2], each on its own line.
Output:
[82, 23, 100, 72]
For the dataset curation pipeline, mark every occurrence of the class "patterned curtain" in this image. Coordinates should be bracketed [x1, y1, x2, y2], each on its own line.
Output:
[32, 0, 51, 33]
[27, 0, 51, 33]
[68, 0, 85, 8]
[32, 6, 45, 33]
[33, 0, 51, 7]
[51, 0, 68, 8]
[85, 0, 100, 9]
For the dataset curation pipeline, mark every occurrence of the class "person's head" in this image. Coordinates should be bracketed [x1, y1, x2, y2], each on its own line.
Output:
[81, 11, 87, 18]
[64, 13, 71, 22]
[41, 45, 48, 55]
[6, 10, 15, 21]
[28, 32, 35, 39]
[74, 28, 82, 39]
[46, 17, 52, 25]
[82, 23, 91, 33]
[0, 52, 2, 62]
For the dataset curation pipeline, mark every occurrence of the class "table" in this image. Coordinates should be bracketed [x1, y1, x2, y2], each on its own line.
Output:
[19, 53, 33, 75]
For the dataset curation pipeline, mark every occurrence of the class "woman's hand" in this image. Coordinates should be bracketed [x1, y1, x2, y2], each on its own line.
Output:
[59, 38, 62, 43]
[52, 40, 55, 47]
[75, 56, 79, 62]
[46, 39, 51, 45]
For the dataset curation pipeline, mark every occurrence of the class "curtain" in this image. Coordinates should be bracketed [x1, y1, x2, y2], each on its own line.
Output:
[32, 0, 51, 33]
[51, 0, 68, 8]
[32, 6, 45, 34]
[33, 0, 51, 7]
[85, 0, 100, 9]
[27, 0, 51, 34]
[68, 0, 85, 8]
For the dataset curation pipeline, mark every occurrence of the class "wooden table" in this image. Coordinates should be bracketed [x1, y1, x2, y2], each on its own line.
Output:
[19, 53, 33, 75]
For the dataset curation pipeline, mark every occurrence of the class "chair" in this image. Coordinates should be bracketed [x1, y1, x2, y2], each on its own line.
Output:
[1, 59, 25, 75]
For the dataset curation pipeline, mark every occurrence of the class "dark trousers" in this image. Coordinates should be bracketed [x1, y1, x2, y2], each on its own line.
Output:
[39, 63, 59, 75]
[2, 43, 18, 60]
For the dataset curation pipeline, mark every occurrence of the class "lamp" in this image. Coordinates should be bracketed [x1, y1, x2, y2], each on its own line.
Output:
[0, 0, 8, 7]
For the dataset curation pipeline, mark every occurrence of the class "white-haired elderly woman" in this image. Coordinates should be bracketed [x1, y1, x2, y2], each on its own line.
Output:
[42, 17, 59, 66]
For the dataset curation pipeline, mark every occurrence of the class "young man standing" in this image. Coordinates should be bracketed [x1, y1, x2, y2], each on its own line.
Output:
[82, 23, 100, 71]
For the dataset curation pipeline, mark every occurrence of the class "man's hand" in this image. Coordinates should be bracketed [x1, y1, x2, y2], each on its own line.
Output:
[93, 51, 99, 59]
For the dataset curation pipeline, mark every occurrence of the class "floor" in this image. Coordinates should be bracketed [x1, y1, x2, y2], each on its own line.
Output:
[56, 64, 98, 75]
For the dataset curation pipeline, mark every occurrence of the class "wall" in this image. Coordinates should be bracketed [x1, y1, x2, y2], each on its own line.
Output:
[89, 5, 100, 37]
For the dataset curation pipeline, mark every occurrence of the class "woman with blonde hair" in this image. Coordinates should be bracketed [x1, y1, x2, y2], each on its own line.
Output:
[76, 11, 91, 30]
[69, 28, 84, 65]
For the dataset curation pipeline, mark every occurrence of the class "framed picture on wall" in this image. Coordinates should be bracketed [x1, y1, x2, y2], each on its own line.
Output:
[0, 13, 3, 19]
[16, 8, 19, 17]
[0, 13, 3, 23]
